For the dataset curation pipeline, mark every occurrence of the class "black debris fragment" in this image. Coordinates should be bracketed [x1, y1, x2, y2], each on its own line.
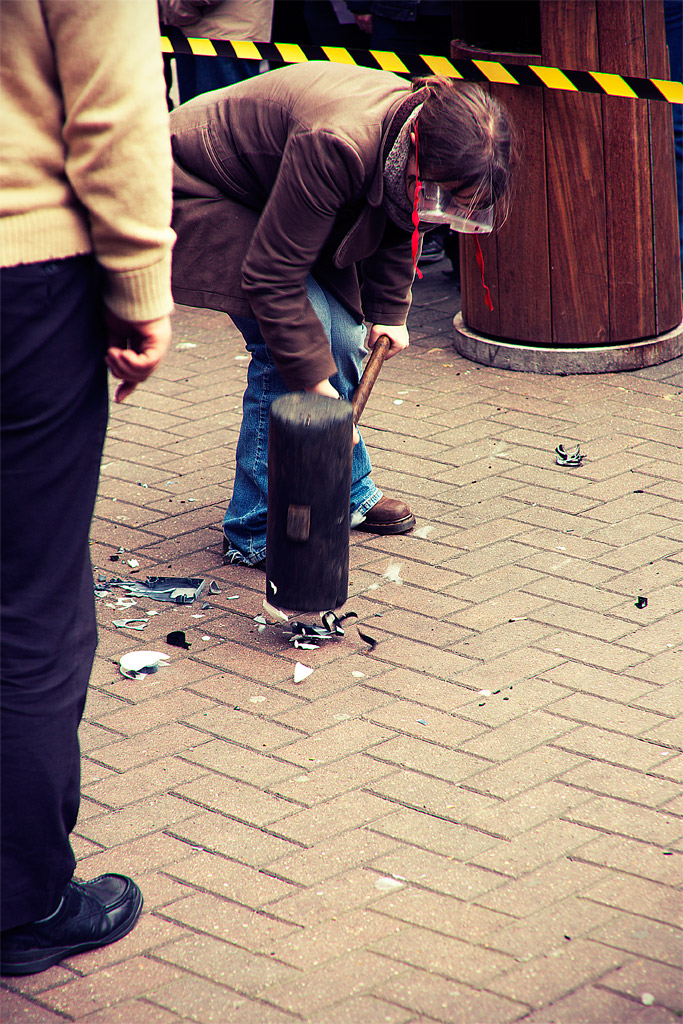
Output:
[357, 627, 377, 651]
[166, 630, 191, 649]
[277, 610, 377, 652]
[283, 611, 358, 646]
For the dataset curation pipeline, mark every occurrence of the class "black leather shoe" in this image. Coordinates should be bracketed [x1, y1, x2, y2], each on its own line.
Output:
[0, 874, 143, 975]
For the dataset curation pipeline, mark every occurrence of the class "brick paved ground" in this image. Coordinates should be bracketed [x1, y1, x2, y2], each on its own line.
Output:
[3, 260, 682, 1024]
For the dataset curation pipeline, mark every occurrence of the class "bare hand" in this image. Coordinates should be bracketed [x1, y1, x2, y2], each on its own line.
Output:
[306, 378, 360, 445]
[367, 323, 409, 358]
[105, 312, 172, 403]
[306, 379, 340, 400]
[354, 13, 372, 33]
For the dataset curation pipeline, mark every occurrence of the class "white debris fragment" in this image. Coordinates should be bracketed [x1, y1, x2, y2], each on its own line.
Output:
[413, 525, 434, 539]
[374, 876, 405, 893]
[119, 651, 170, 679]
[293, 662, 313, 683]
[641, 994, 655, 1007]
[478, 689, 492, 696]
[250, 695, 267, 703]
[112, 618, 149, 631]
[383, 562, 404, 585]
[393, 399, 403, 405]
[175, 342, 197, 350]
[262, 599, 289, 622]
[352, 671, 365, 678]
[127, 559, 139, 568]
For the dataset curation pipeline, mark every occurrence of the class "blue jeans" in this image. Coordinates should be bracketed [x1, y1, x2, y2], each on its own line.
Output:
[223, 276, 381, 565]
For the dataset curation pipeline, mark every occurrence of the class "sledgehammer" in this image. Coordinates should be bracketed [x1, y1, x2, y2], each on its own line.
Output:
[265, 334, 391, 612]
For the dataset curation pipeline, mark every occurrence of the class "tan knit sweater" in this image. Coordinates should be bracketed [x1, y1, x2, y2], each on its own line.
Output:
[0, 0, 175, 322]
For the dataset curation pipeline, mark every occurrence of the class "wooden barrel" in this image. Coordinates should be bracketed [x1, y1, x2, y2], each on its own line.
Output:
[452, 0, 683, 372]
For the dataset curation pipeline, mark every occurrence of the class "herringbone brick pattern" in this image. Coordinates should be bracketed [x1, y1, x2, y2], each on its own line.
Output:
[3, 263, 682, 1024]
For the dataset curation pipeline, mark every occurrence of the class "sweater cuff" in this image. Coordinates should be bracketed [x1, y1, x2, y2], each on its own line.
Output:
[104, 252, 174, 322]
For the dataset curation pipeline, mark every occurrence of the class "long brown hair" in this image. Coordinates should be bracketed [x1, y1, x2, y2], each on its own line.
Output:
[412, 76, 519, 225]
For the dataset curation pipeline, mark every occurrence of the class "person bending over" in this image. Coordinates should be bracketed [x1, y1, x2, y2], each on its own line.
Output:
[170, 62, 516, 569]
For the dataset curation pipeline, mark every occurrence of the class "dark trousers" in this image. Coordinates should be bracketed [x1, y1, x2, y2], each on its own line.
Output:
[369, 13, 452, 54]
[174, 54, 261, 105]
[1, 255, 108, 930]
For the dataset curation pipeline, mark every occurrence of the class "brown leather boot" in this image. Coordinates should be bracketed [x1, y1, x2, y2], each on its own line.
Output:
[355, 496, 415, 535]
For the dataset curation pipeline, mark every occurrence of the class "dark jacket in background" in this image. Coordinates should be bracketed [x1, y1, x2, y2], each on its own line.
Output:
[345, 1, 451, 21]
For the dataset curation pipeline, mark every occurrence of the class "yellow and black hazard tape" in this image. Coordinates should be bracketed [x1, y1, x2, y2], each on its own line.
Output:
[161, 32, 682, 105]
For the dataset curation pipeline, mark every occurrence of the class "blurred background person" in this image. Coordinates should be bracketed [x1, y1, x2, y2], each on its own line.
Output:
[303, 0, 368, 48]
[159, 0, 273, 104]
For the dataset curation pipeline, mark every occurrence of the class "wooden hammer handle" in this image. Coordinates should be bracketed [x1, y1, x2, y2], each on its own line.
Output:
[351, 334, 391, 425]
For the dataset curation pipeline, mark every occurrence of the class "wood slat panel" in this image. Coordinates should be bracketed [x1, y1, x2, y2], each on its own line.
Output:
[645, 0, 683, 332]
[458, 220, 501, 336]
[598, 0, 655, 342]
[492, 81, 551, 343]
[453, 46, 550, 342]
[540, 0, 609, 346]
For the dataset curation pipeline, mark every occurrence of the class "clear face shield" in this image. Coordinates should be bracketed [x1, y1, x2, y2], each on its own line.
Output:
[417, 180, 493, 235]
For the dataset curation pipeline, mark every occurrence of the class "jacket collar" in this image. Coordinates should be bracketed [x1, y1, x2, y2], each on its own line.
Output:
[366, 88, 429, 208]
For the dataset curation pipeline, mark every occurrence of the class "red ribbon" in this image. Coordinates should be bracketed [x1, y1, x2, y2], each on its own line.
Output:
[411, 124, 424, 281]
[474, 235, 493, 311]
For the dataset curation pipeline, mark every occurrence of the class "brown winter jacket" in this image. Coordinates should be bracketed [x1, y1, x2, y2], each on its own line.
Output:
[170, 62, 425, 390]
